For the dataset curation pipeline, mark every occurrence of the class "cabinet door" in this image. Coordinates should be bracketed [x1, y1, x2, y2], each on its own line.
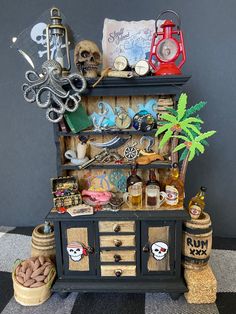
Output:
[61, 221, 96, 276]
[141, 221, 175, 275]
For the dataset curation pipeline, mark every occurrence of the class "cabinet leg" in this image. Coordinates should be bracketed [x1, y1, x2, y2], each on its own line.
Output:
[169, 293, 181, 300]
[58, 292, 70, 299]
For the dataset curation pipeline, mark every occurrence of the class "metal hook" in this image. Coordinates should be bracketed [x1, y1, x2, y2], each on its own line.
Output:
[140, 136, 155, 152]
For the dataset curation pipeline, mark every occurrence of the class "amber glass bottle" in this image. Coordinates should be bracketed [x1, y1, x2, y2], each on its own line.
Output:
[146, 169, 160, 187]
[126, 165, 142, 191]
[165, 163, 184, 207]
[188, 186, 207, 219]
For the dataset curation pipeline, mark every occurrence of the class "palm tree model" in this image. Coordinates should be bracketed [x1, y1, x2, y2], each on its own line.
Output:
[156, 93, 216, 183]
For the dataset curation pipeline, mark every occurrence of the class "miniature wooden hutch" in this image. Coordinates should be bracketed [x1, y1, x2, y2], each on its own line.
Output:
[46, 75, 190, 299]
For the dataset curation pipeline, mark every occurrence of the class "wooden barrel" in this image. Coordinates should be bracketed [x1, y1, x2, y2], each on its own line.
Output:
[31, 224, 56, 262]
[182, 212, 212, 270]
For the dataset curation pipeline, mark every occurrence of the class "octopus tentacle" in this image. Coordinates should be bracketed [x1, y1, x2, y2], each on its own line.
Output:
[22, 70, 49, 103]
[22, 83, 37, 103]
[46, 94, 65, 123]
[49, 78, 68, 98]
[66, 73, 87, 93]
[64, 93, 80, 112]
[36, 88, 51, 108]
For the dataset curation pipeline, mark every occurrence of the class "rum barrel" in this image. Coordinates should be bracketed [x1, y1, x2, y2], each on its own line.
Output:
[31, 224, 56, 262]
[182, 212, 212, 270]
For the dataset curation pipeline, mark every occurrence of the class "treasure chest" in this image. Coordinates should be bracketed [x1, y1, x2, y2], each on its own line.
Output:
[51, 176, 78, 197]
[51, 176, 81, 209]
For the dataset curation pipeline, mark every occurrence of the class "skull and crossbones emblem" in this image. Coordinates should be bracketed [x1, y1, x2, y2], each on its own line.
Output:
[67, 242, 88, 262]
[30, 22, 66, 60]
[151, 241, 168, 261]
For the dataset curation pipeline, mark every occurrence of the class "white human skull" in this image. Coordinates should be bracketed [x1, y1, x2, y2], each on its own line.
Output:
[74, 40, 102, 78]
[67, 242, 85, 262]
[151, 241, 168, 260]
[30, 22, 47, 46]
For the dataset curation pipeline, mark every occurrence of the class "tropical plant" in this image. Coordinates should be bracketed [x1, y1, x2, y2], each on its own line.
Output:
[173, 130, 216, 182]
[155, 93, 216, 183]
[156, 93, 205, 148]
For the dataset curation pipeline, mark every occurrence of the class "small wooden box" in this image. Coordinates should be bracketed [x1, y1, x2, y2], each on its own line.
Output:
[51, 176, 78, 197]
[184, 265, 217, 304]
[53, 194, 81, 208]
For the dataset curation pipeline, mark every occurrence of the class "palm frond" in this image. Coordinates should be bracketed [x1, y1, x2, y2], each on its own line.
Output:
[182, 117, 204, 124]
[174, 135, 191, 142]
[200, 139, 209, 146]
[182, 123, 201, 135]
[195, 130, 216, 142]
[179, 147, 189, 162]
[159, 129, 173, 148]
[177, 93, 187, 121]
[185, 101, 207, 118]
[188, 146, 196, 161]
[165, 107, 178, 116]
[159, 113, 177, 123]
[173, 143, 186, 153]
[194, 142, 205, 153]
[181, 126, 194, 139]
[156, 123, 171, 136]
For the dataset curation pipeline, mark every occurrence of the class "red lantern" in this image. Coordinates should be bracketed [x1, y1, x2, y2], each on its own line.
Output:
[148, 10, 186, 76]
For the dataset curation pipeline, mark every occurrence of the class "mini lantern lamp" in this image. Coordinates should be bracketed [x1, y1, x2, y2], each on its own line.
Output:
[46, 7, 71, 73]
[148, 10, 186, 76]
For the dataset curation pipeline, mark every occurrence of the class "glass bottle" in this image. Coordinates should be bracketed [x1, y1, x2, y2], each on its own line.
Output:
[188, 186, 207, 219]
[146, 169, 160, 187]
[165, 163, 184, 207]
[126, 165, 142, 191]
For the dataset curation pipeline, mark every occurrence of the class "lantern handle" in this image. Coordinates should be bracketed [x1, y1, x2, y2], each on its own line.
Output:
[155, 10, 181, 33]
[50, 7, 61, 18]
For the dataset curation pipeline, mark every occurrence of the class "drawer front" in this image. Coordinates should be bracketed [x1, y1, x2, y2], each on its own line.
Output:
[101, 265, 136, 277]
[99, 221, 135, 233]
[100, 250, 136, 263]
[100, 235, 135, 248]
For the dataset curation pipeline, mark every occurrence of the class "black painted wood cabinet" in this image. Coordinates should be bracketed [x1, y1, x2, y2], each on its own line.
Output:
[46, 210, 189, 298]
[47, 76, 191, 298]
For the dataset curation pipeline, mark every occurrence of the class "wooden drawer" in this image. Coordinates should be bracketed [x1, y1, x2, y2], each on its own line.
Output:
[98, 221, 135, 233]
[101, 265, 136, 277]
[99, 235, 135, 248]
[100, 250, 136, 263]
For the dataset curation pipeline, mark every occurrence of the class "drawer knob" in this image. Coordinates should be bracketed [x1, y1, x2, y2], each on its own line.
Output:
[113, 224, 121, 232]
[143, 243, 150, 253]
[114, 254, 122, 262]
[114, 269, 123, 277]
[114, 239, 122, 247]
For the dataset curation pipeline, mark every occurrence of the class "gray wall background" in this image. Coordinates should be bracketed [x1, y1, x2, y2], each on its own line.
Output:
[0, 0, 235, 237]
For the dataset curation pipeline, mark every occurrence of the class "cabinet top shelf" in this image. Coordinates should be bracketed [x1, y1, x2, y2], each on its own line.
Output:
[79, 75, 191, 97]
[46, 209, 189, 221]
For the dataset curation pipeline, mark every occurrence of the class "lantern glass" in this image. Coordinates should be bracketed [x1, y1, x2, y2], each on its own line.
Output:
[157, 39, 178, 62]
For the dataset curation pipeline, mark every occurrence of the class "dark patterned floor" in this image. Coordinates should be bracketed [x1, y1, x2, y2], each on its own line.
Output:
[0, 226, 236, 314]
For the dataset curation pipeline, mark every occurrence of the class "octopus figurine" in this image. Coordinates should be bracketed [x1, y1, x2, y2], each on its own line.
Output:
[22, 60, 87, 123]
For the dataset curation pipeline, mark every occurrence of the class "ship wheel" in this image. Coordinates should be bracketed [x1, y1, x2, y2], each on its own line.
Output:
[124, 146, 139, 161]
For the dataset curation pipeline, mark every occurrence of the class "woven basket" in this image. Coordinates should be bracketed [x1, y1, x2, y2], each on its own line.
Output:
[12, 260, 56, 306]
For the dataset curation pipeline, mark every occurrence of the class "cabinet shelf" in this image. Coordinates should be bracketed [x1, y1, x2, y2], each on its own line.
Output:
[62, 160, 171, 170]
[58, 128, 157, 137]
[78, 75, 191, 97]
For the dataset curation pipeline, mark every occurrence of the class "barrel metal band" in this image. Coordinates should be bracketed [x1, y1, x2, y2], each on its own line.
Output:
[182, 255, 210, 263]
[183, 225, 212, 235]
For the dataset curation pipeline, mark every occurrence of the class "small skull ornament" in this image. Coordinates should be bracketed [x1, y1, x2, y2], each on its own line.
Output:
[74, 40, 102, 78]
[151, 241, 168, 261]
[67, 242, 88, 262]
